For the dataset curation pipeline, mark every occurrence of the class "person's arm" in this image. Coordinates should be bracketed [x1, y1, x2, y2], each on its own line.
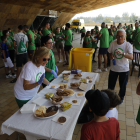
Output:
[23, 79, 39, 90]
[28, 34, 33, 45]
[39, 31, 43, 36]
[136, 82, 140, 95]
[34, 34, 37, 40]
[42, 78, 49, 85]
[62, 35, 68, 41]
[45, 67, 51, 72]
[2, 50, 7, 62]
[26, 42, 28, 49]
[13, 41, 16, 49]
[117, 49, 133, 60]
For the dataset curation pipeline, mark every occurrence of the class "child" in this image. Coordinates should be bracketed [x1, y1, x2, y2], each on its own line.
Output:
[101, 89, 120, 119]
[1, 36, 16, 78]
[80, 89, 120, 140]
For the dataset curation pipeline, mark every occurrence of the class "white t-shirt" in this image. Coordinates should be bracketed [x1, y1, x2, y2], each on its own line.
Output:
[108, 40, 133, 72]
[14, 61, 45, 100]
[13, 32, 28, 54]
[106, 108, 118, 120]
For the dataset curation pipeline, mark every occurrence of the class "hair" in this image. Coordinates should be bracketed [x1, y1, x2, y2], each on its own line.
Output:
[101, 89, 121, 108]
[56, 27, 60, 30]
[8, 28, 11, 31]
[65, 23, 70, 28]
[108, 29, 113, 36]
[101, 22, 106, 28]
[91, 29, 95, 34]
[131, 24, 133, 27]
[38, 27, 42, 31]
[85, 31, 90, 37]
[41, 35, 52, 46]
[44, 22, 49, 27]
[23, 25, 29, 29]
[18, 25, 23, 30]
[117, 29, 126, 36]
[1, 35, 7, 42]
[32, 47, 50, 65]
[3, 30, 8, 36]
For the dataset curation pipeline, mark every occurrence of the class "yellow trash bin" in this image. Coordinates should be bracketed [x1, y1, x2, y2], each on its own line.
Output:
[69, 48, 95, 72]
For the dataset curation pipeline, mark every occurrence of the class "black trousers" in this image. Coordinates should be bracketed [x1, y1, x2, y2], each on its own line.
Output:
[9, 50, 15, 64]
[108, 70, 129, 100]
[93, 48, 97, 60]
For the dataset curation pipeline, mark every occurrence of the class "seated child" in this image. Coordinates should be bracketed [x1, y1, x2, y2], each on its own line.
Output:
[1, 36, 16, 78]
[80, 89, 120, 140]
[101, 89, 120, 119]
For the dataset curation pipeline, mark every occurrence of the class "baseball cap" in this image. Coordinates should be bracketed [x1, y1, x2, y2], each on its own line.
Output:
[85, 89, 110, 116]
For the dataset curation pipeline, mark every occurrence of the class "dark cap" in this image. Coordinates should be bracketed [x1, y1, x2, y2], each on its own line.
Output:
[85, 89, 110, 116]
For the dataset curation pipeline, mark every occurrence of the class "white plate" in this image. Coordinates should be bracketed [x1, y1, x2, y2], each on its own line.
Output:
[55, 92, 75, 98]
[34, 109, 59, 119]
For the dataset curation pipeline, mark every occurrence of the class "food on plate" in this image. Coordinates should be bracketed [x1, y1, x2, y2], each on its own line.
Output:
[58, 116, 66, 123]
[74, 74, 82, 78]
[44, 93, 54, 99]
[86, 76, 92, 79]
[63, 76, 69, 82]
[60, 85, 64, 89]
[56, 89, 74, 96]
[63, 73, 70, 77]
[60, 102, 71, 111]
[51, 96, 63, 104]
[51, 86, 55, 88]
[64, 84, 67, 88]
[70, 83, 80, 87]
[35, 106, 58, 117]
[89, 80, 92, 83]
[77, 92, 84, 96]
[72, 100, 78, 103]
[80, 78, 87, 84]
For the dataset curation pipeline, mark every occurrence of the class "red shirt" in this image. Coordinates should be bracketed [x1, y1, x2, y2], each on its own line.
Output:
[80, 118, 120, 140]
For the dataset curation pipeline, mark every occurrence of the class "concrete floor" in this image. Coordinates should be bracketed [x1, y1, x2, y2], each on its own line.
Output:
[0, 33, 140, 140]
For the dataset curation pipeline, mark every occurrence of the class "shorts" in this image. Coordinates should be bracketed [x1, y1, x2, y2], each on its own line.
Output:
[3, 57, 14, 68]
[81, 33, 85, 38]
[16, 53, 28, 67]
[64, 45, 72, 52]
[55, 42, 64, 49]
[99, 48, 108, 55]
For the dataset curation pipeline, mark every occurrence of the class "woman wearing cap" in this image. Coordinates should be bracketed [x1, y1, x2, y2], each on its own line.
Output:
[42, 35, 58, 88]
[14, 47, 50, 108]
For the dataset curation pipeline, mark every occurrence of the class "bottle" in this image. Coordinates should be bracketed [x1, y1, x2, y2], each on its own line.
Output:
[112, 58, 116, 65]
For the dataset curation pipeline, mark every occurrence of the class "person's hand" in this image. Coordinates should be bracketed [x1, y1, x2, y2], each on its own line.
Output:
[55, 65, 58, 74]
[4, 59, 7, 62]
[38, 73, 45, 85]
[30, 42, 33, 46]
[51, 70, 57, 79]
[116, 49, 123, 55]
[109, 54, 114, 60]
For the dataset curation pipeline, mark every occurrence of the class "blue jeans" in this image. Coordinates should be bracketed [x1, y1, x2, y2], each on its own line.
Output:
[108, 70, 129, 100]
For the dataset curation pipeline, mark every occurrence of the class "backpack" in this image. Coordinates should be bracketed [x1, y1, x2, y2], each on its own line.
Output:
[17, 34, 27, 53]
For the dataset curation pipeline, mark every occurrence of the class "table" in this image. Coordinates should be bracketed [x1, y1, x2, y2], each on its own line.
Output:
[1, 71, 99, 140]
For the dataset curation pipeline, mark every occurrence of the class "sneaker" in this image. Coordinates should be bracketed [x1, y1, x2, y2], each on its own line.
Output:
[10, 78, 17, 83]
[102, 68, 107, 71]
[63, 63, 69, 66]
[11, 74, 16, 78]
[6, 74, 11, 78]
[58, 59, 61, 63]
[119, 99, 124, 105]
[94, 69, 102, 73]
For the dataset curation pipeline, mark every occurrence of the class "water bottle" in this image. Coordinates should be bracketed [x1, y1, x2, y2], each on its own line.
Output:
[112, 58, 116, 65]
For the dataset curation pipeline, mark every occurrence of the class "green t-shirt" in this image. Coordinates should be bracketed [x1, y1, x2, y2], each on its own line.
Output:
[84, 36, 92, 48]
[6, 36, 14, 50]
[42, 29, 54, 42]
[65, 29, 72, 46]
[112, 30, 117, 40]
[45, 49, 55, 81]
[134, 33, 140, 51]
[109, 35, 113, 46]
[54, 32, 64, 43]
[35, 34, 41, 44]
[91, 35, 97, 48]
[81, 29, 86, 33]
[132, 26, 140, 41]
[126, 29, 132, 39]
[100, 28, 109, 48]
[27, 30, 36, 50]
[9, 31, 14, 37]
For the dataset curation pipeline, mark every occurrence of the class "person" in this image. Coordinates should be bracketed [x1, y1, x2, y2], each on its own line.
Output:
[118, 23, 122, 29]
[1, 36, 16, 78]
[125, 23, 128, 29]
[80, 89, 120, 140]
[95, 22, 109, 73]
[112, 26, 117, 40]
[131, 24, 133, 30]
[35, 30, 41, 50]
[23, 25, 36, 60]
[11, 25, 28, 83]
[91, 29, 98, 62]
[54, 27, 66, 63]
[80, 27, 86, 44]
[38, 27, 43, 37]
[126, 25, 132, 44]
[8, 28, 14, 38]
[94, 26, 99, 36]
[132, 22, 140, 44]
[84, 31, 92, 48]
[101, 89, 120, 119]
[14, 47, 50, 108]
[62, 23, 72, 66]
[3, 30, 15, 66]
[108, 29, 133, 104]
[106, 24, 108, 29]
[42, 36, 58, 88]
[0, 29, 3, 43]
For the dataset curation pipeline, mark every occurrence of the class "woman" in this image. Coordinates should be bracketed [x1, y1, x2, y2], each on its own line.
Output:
[84, 31, 92, 48]
[54, 27, 66, 63]
[42, 35, 58, 88]
[14, 47, 50, 108]
[112, 26, 117, 40]
[80, 27, 86, 44]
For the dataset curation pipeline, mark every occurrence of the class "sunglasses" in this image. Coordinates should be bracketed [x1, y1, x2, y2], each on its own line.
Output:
[43, 58, 51, 61]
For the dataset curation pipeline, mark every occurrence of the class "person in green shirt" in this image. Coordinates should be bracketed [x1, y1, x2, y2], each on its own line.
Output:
[132, 22, 140, 43]
[95, 22, 109, 73]
[125, 23, 128, 29]
[62, 23, 73, 66]
[80, 27, 86, 44]
[84, 31, 92, 48]
[131, 24, 133, 30]
[23, 25, 36, 60]
[42, 36, 58, 88]
[126, 25, 132, 43]
[8, 28, 14, 39]
[54, 27, 66, 63]
[112, 26, 117, 40]
[35, 30, 41, 50]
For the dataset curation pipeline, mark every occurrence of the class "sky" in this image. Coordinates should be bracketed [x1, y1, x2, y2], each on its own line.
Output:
[73, 0, 140, 18]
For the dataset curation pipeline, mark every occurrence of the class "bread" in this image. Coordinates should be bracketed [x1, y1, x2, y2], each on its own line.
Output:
[56, 88, 74, 96]
[51, 86, 55, 88]
[89, 80, 92, 83]
[35, 106, 47, 117]
[77, 92, 84, 96]
[86, 76, 91, 79]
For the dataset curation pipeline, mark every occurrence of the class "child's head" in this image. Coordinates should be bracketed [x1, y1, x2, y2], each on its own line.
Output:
[85, 89, 110, 116]
[101, 89, 120, 108]
[1, 36, 7, 42]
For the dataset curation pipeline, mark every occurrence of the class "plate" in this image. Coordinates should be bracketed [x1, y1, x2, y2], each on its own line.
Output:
[56, 92, 75, 97]
[34, 108, 59, 119]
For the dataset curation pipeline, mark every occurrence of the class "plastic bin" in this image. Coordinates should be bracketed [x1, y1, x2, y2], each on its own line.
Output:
[69, 48, 95, 72]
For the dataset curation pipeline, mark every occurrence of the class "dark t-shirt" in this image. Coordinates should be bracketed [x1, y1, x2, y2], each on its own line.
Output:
[1, 42, 9, 59]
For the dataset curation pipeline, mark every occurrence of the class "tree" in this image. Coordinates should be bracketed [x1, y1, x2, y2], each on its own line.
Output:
[122, 12, 129, 23]
[130, 13, 138, 23]
[104, 17, 111, 23]
[96, 14, 104, 23]
[114, 15, 121, 23]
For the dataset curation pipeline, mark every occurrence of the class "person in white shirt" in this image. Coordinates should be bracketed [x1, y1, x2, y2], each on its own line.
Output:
[101, 89, 121, 119]
[14, 47, 50, 108]
[108, 29, 133, 104]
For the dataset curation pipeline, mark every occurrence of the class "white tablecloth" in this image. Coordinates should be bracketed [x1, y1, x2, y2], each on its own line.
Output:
[1, 71, 99, 140]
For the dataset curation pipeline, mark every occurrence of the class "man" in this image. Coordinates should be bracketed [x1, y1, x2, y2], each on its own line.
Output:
[8, 28, 14, 38]
[80, 27, 86, 44]
[95, 22, 109, 73]
[126, 25, 132, 43]
[10, 25, 28, 83]
[23, 25, 36, 60]
[62, 23, 72, 66]
[108, 29, 133, 104]
[132, 22, 140, 43]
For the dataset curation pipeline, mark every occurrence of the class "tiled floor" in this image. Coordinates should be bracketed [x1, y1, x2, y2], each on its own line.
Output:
[0, 33, 140, 140]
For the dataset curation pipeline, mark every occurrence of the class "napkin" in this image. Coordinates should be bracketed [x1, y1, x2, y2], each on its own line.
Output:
[52, 113, 70, 125]
[75, 92, 85, 97]
[32, 97, 47, 106]
[79, 83, 87, 91]
[20, 104, 36, 114]
[69, 99, 81, 106]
